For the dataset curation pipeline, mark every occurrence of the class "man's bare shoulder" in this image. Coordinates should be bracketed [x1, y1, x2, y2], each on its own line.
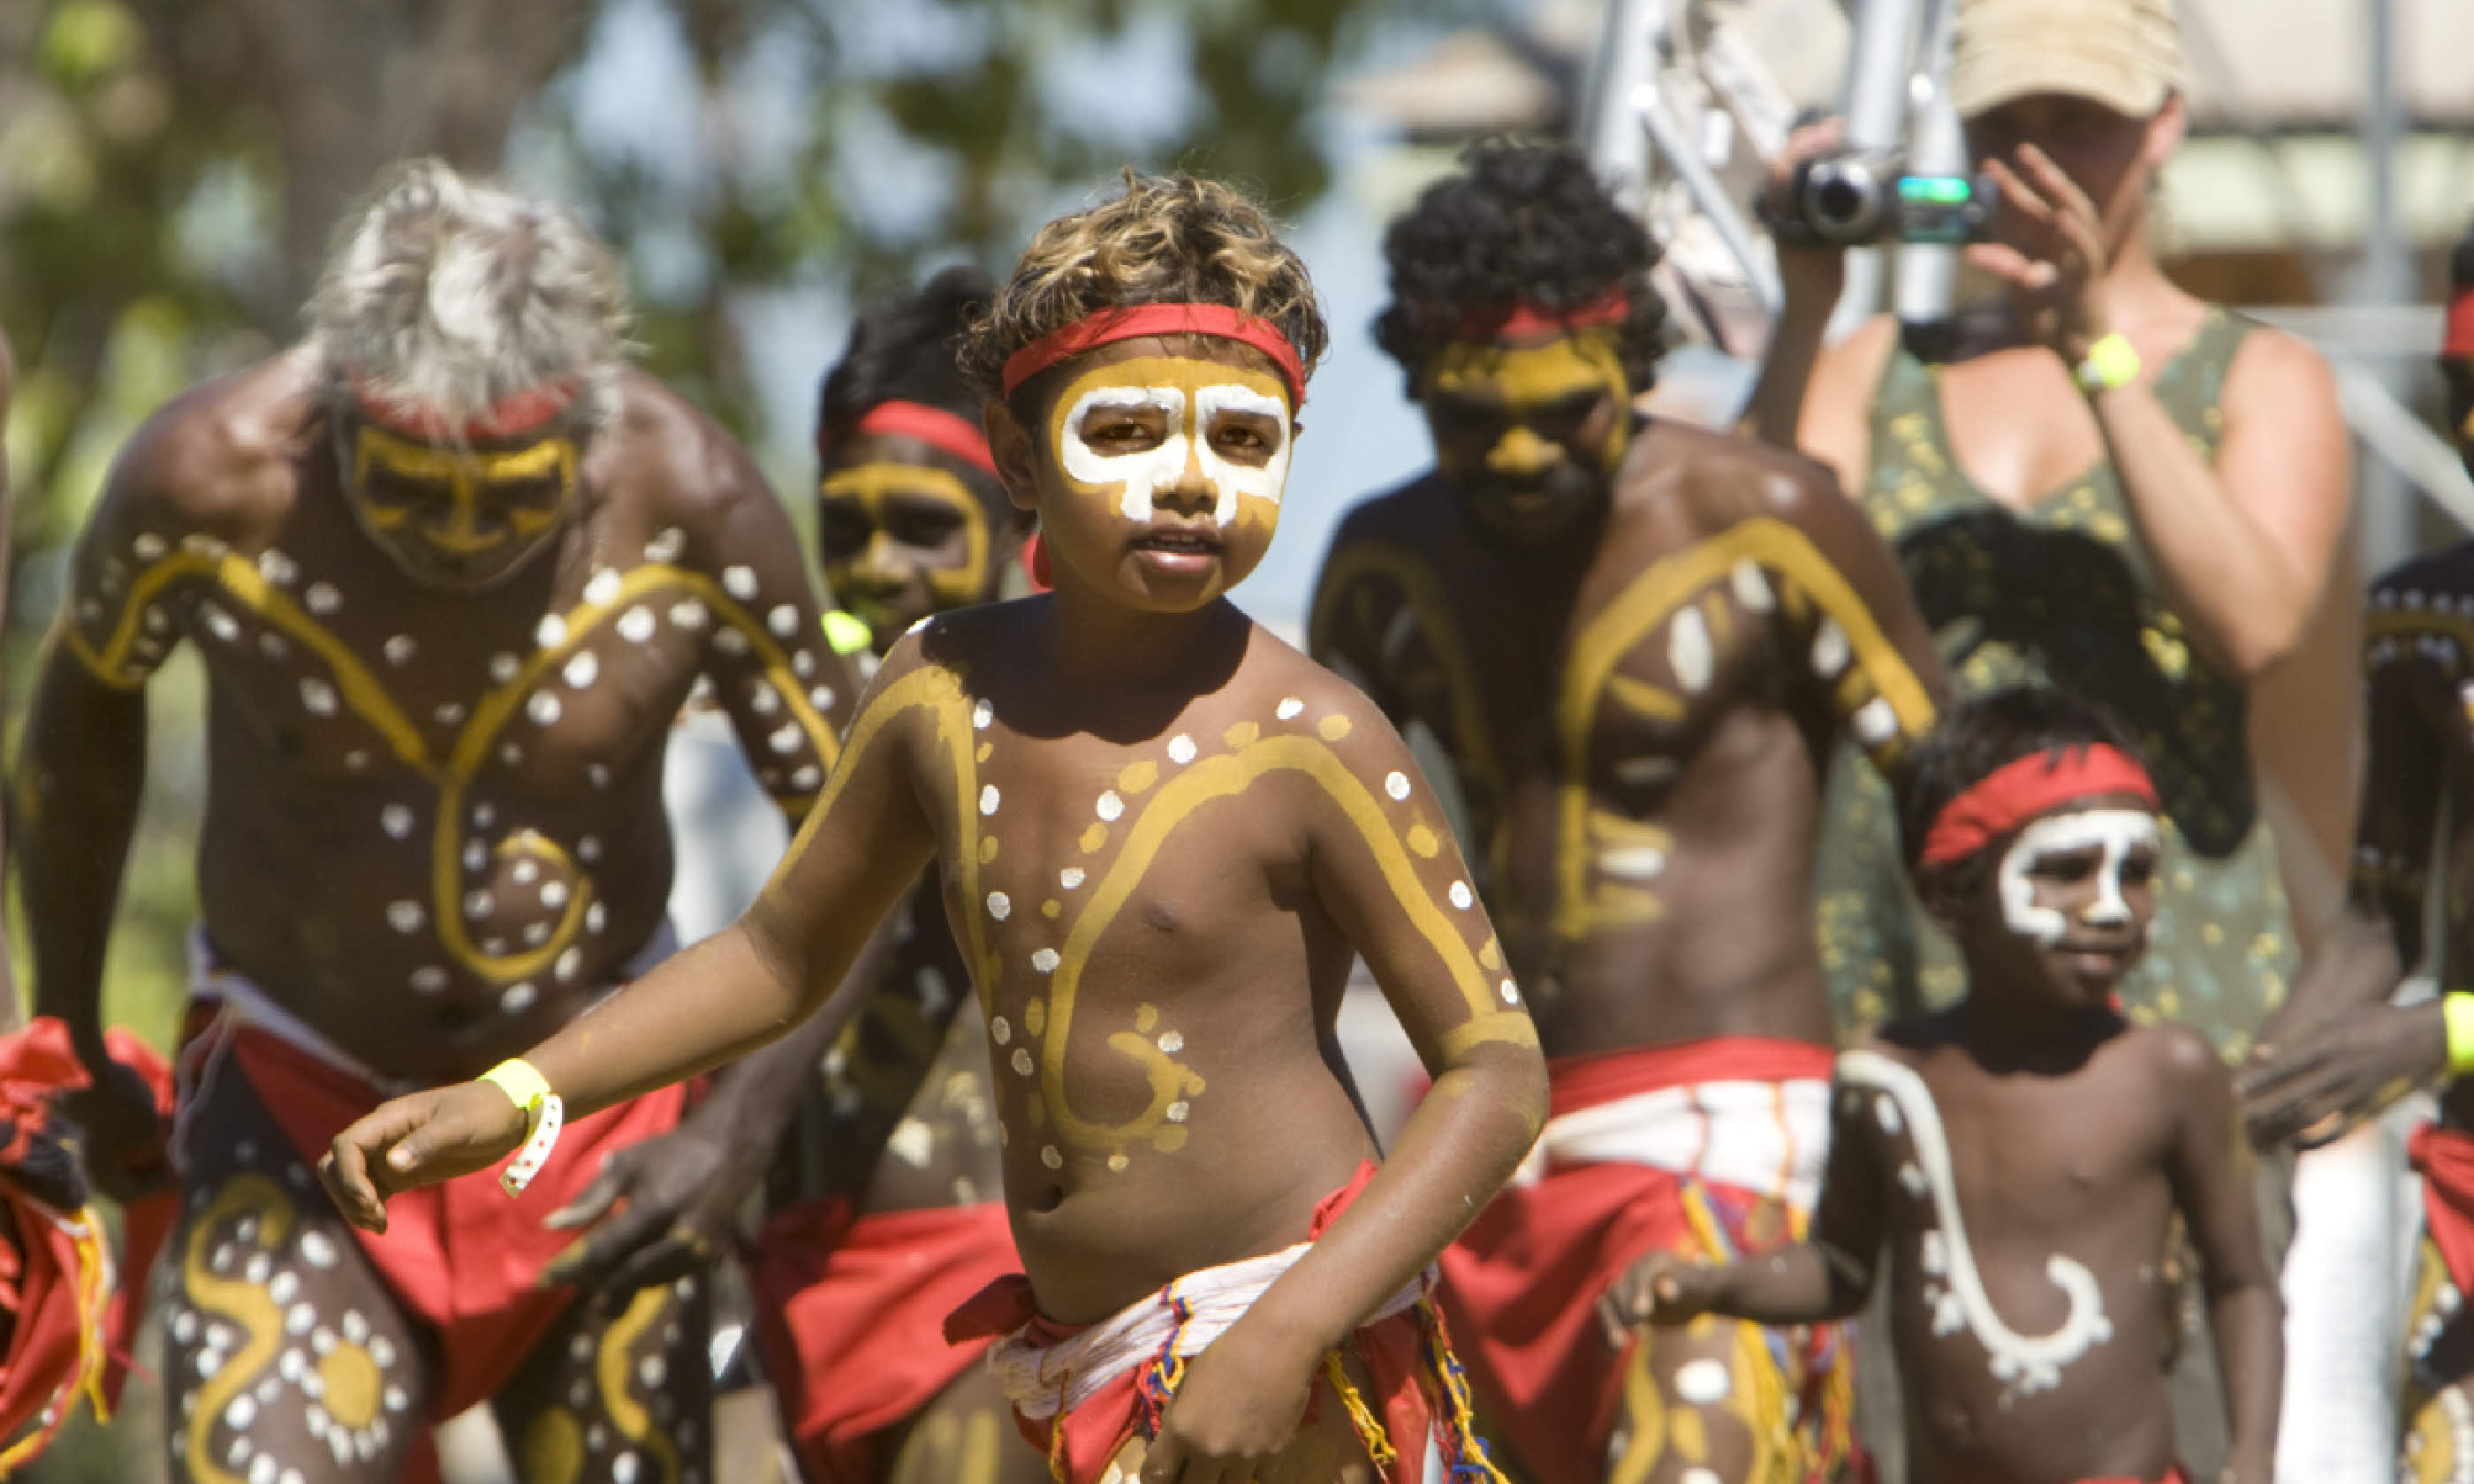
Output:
[596, 370, 779, 536]
[1625, 417, 1848, 534]
[110, 352, 319, 539]
[1326, 469, 1455, 554]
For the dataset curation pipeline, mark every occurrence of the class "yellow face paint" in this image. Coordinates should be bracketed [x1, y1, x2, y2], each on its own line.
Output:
[1047, 356, 1292, 529]
[819, 460, 993, 642]
[346, 424, 578, 589]
[1423, 329, 1631, 480]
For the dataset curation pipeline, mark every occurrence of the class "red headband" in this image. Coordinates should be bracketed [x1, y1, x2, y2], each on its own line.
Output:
[1918, 744, 2159, 869]
[1448, 287, 1630, 343]
[2446, 288, 2474, 360]
[828, 400, 998, 477]
[351, 375, 579, 443]
[998, 303, 1306, 409]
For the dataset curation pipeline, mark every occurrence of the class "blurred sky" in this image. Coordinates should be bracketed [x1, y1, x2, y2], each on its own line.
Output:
[555, 0, 1447, 639]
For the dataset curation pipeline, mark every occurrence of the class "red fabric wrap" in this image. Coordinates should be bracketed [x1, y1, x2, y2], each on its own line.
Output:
[747, 1198, 1021, 1484]
[833, 400, 998, 477]
[0, 1018, 177, 1466]
[1449, 287, 1630, 342]
[1918, 744, 2159, 868]
[2446, 289, 2474, 359]
[1437, 1037, 1840, 1484]
[350, 375, 579, 443]
[944, 1162, 1445, 1484]
[208, 1022, 687, 1419]
[998, 303, 1306, 410]
[2413, 1122, 2474, 1299]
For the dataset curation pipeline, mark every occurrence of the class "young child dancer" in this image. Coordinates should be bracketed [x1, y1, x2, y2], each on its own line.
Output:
[321, 172, 1547, 1484]
[1620, 688, 2281, 1484]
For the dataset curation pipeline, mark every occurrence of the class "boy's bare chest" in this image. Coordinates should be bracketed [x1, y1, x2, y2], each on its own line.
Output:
[1871, 1054, 2171, 1236]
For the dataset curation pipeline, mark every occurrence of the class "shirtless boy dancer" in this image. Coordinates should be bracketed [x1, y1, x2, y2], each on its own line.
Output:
[745, 267, 1044, 1484]
[2241, 226, 2474, 1480]
[17, 161, 854, 1481]
[1630, 688, 2282, 1484]
[323, 172, 1551, 1484]
[1310, 140, 1944, 1480]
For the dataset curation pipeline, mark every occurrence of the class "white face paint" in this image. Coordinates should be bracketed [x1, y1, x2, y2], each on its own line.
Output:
[1056, 374, 1292, 526]
[1993, 807, 2159, 946]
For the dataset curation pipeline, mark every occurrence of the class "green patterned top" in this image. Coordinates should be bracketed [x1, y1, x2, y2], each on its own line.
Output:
[1815, 309, 2295, 1061]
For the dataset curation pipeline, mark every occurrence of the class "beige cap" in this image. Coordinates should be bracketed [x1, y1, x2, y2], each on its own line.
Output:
[1949, 0, 2182, 120]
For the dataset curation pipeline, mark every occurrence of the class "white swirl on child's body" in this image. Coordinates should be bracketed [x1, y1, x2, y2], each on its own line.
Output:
[1060, 383, 1289, 526]
[1994, 808, 2159, 946]
[1838, 1049, 2113, 1396]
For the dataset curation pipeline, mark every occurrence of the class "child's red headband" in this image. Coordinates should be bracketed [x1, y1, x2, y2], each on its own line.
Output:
[351, 375, 579, 443]
[998, 303, 1306, 409]
[1446, 287, 1630, 343]
[2445, 287, 2474, 360]
[824, 400, 998, 478]
[1918, 745, 2159, 869]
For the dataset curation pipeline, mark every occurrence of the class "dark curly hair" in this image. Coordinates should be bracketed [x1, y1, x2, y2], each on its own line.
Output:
[958, 171, 1327, 410]
[1895, 686, 2150, 908]
[1373, 140, 1668, 396]
[817, 265, 993, 447]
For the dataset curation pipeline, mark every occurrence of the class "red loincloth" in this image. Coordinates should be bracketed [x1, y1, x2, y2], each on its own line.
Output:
[195, 1018, 687, 1420]
[2413, 1122, 2474, 1299]
[944, 1161, 1499, 1484]
[747, 1197, 1021, 1484]
[1435, 1035, 1850, 1484]
[0, 1018, 176, 1469]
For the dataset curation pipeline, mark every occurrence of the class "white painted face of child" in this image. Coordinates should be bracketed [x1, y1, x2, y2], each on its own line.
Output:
[1057, 371, 1292, 526]
[1993, 808, 2161, 946]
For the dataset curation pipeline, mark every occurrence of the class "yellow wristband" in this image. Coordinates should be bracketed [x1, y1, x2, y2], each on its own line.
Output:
[2075, 332, 2142, 395]
[2445, 996, 2474, 1078]
[823, 610, 875, 656]
[479, 1058, 553, 1127]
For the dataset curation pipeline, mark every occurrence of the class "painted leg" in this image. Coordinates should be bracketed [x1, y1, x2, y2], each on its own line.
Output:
[163, 1069, 432, 1484]
[2402, 1231, 2474, 1484]
[880, 1359, 1049, 1484]
[1096, 1354, 1383, 1484]
[1604, 1320, 1769, 1484]
[492, 1271, 714, 1484]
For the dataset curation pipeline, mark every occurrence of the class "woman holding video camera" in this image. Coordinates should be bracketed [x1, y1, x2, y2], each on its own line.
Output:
[1749, 0, 2356, 1064]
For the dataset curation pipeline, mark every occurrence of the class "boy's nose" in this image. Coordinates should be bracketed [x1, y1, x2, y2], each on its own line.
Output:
[1486, 426, 1560, 478]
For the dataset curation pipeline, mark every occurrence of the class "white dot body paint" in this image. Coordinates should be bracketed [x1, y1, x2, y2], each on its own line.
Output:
[1669, 607, 1714, 693]
[1994, 809, 2160, 946]
[1168, 734, 1196, 765]
[617, 607, 656, 644]
[384, 635, 416, 666]
[1838, 1049, 2114, 1395]
[1385, 771, 1411, 801]
[1810, 617, 1850, 679]
[1731, 558, 1773, 612]
[646, 527, 687, 564]
[1059, 381, 1292, 526]
[724, 566, 759, 601]
[1675, 1359, 1731, 1405]
[671, 599, 708, 632]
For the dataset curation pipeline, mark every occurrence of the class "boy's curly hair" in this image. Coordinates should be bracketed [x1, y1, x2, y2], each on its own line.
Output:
[817, 265, 992, 446]
[1895, 686, 2150, 910]
[1373, 140, 1668, 397]
[958, 171, 1328, 406]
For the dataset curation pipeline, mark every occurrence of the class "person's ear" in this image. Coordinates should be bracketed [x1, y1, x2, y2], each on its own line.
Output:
[983, 400, 1039, 514]
[2142, 94, 2186, 170]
